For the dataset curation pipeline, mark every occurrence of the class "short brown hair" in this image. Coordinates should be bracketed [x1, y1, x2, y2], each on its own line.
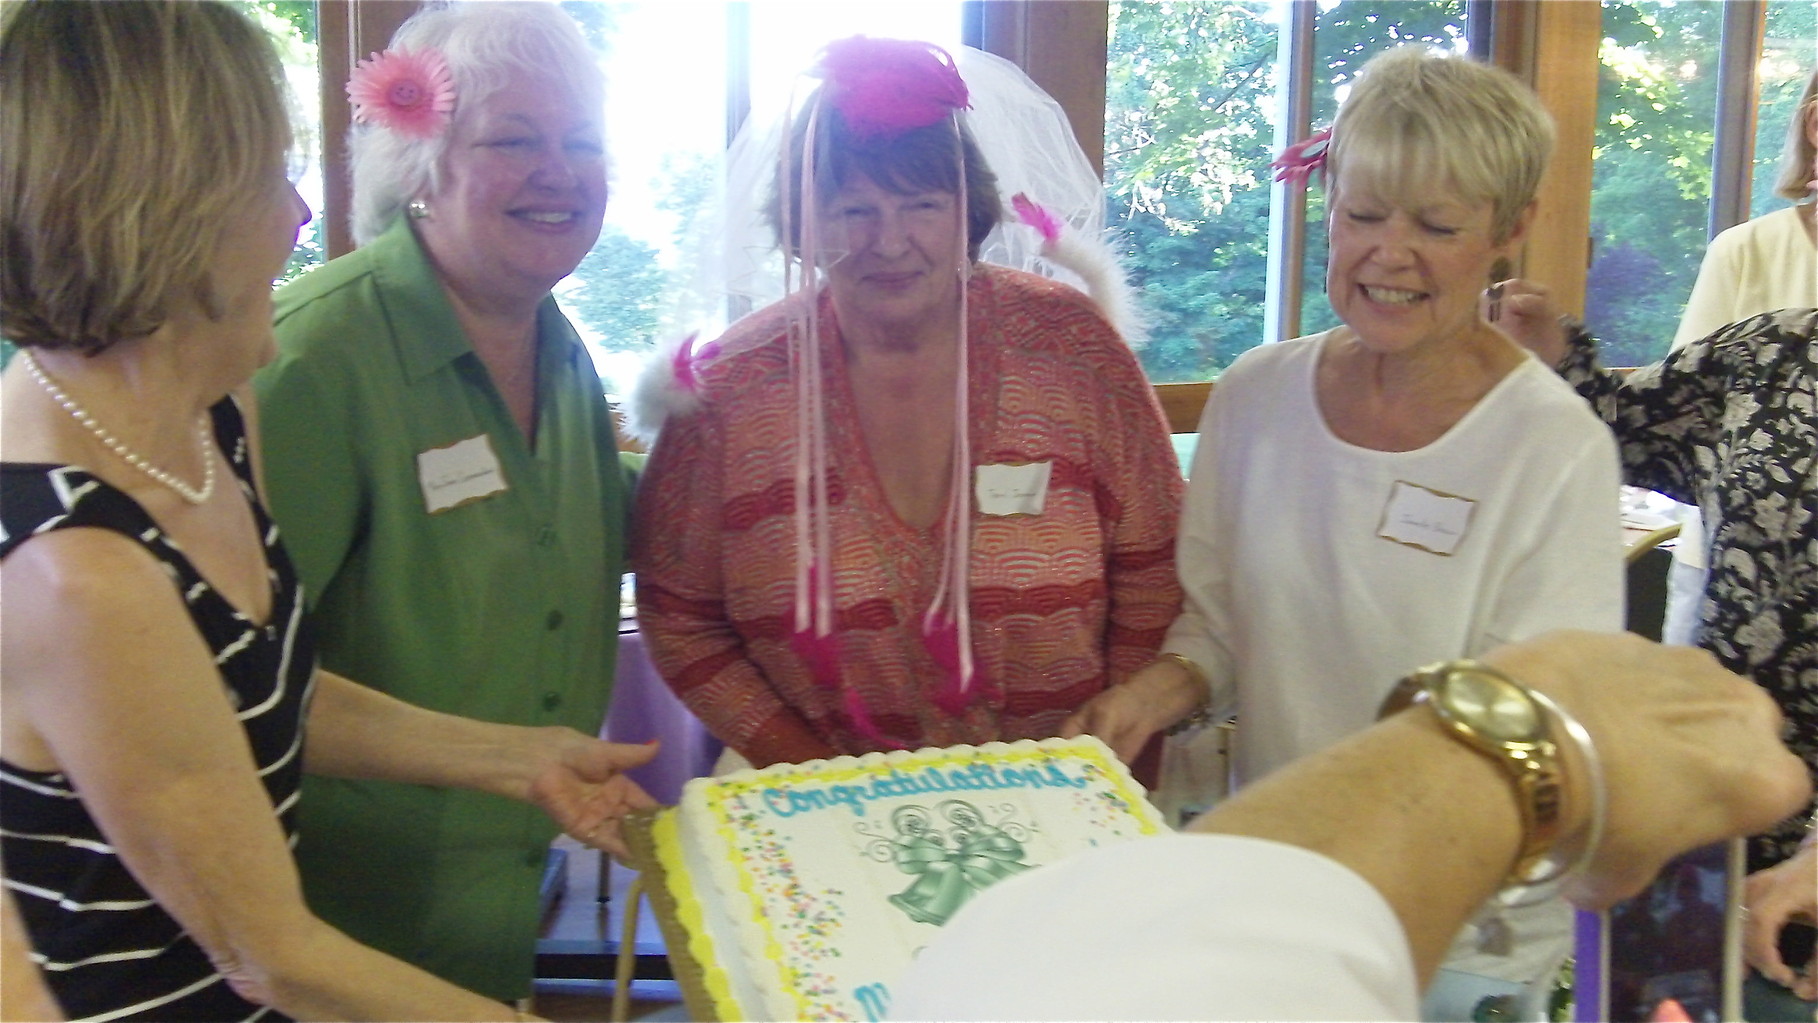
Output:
[770, 102, 1003, 262]
[1, 1, 292, 353]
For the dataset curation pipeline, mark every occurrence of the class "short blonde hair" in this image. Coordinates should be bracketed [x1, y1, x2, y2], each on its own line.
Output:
[1326, 46, 1554, 242]
[0, 1, 292, 354]
[348, 2, 605, 245]
[1772, 66, 1818, 202]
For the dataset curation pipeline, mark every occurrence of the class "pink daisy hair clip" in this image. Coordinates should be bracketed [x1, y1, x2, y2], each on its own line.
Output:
[1271, 127, 1332, 186]
[346, 47, 456, 140]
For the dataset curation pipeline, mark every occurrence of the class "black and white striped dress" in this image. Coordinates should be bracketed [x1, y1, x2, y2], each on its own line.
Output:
[1, 397, 314, 1022]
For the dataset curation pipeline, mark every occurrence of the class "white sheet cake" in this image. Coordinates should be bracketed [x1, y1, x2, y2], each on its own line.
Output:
[641, 736, 1167, 1021]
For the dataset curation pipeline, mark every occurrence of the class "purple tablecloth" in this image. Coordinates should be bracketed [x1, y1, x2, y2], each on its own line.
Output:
[604, 628, 722, 805]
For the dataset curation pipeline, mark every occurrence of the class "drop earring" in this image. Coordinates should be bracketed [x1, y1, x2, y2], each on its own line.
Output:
[1486, 257, 1512, 323]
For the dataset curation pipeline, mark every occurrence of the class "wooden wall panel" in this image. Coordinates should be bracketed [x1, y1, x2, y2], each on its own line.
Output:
[1498, 0, 1602, 319]
[319, 1, 421, 259]
[974, 1, 1110, 178]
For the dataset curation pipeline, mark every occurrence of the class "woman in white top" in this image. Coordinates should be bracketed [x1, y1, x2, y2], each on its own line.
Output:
[1675, 65, 1817, 349]
[1065, 46, 1624, 1015]
[1659, 65, 1817, 648]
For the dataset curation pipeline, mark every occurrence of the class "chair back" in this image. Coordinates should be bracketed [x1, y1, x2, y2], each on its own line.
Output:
[1624, 523, 1682, 642]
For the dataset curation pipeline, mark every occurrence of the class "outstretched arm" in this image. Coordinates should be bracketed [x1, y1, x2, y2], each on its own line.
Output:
[1059, 330, 1188, 763]
[302, 671, 658, 856]
[1486, 279, 1779, 504]
[0, 531, 536, 1021]
[894, 632, 1808, 1022]
[1489, 277, 1573, 367]
[632, 406, 836, 767]
[1066, 374, 1241, 762]
[1192, 631, 1807, 984]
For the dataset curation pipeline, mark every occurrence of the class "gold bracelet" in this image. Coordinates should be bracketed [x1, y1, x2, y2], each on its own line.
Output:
[1153, 652, 1216, 736]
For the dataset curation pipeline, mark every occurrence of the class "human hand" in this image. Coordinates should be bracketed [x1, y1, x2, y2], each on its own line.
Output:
[1060, 659, 1205, 764]
[1744, 838, 1817, 999]
[1483, 277, 1571, 366]
[1481, 632, 1811, 910]
[526, 732, 661, 859]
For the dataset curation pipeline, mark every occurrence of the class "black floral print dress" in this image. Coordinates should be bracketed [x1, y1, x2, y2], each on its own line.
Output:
[1563, 307, 1818, 869]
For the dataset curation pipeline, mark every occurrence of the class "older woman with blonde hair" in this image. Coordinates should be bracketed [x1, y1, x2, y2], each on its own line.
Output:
[1077, 45, 1625, 1017]
[0, 3, 650, 1020]
[253, 0, 643, 1004]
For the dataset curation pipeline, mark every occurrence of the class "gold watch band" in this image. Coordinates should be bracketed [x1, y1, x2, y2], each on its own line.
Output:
[1381, 660, 1565, 888]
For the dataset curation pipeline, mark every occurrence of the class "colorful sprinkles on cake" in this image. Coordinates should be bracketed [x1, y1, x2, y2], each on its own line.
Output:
[683, 738, 1167, 1022]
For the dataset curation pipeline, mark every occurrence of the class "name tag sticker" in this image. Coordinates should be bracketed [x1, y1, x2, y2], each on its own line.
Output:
[417, 434, 507, 514]
[975, 461, 1052, 517]
[1377, 479, 1475, 556]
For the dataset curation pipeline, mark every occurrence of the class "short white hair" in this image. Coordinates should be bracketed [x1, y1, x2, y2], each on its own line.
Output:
[348, 1, 604, 245]
[1327, 46, 1554, 242]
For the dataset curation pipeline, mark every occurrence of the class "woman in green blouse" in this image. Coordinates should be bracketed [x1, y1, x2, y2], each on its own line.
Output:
[255, 1, 644, 1003]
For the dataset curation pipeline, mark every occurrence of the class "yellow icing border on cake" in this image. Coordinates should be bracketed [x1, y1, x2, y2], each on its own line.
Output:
[651, 810, 745, 1021]
[700, 736, 1166, 1020]
[702, 780, 800, 1021]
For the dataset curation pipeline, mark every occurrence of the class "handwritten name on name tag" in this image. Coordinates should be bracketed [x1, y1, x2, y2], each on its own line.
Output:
[1377, 479, 1475, 556]
[417, 434, 508, 514]
[975, 461, 1052, 517]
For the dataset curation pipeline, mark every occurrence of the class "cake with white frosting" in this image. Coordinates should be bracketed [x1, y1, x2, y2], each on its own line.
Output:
[638, 736, 1167, 1021]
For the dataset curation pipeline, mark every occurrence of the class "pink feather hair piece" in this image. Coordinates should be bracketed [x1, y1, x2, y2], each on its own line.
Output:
[1011, 192, 1146, 346]
[1271, 128, 1332, 185]
[669, 332, 704, 395]
[623, 332, 722, 445]
[1010, 193, 1063, 245]
[815, 36, 970, 140]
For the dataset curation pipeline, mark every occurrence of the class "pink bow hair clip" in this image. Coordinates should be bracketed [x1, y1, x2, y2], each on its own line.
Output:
[1271, 128, 1332, 186]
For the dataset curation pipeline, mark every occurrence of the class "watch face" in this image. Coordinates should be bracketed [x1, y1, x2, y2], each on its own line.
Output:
[1443, 670, 1540, 743]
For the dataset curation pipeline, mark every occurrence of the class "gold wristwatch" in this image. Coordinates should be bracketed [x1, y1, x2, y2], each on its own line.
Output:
[1379, 660, 1564, 887]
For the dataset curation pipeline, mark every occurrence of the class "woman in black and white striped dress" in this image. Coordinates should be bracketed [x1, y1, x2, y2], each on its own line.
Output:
[0, 4, 656, 1020]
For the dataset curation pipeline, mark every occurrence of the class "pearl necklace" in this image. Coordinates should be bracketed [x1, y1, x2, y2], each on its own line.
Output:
[19, 350, 216, 505]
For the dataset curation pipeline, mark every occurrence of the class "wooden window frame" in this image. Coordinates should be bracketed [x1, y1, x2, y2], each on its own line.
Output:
[987, 1, 1605, 431]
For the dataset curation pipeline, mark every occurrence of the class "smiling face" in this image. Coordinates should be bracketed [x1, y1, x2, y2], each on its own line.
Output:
[1324, 170, 1528, 357]
[414, 76, 606, 308]
[820, 175, 965, 337]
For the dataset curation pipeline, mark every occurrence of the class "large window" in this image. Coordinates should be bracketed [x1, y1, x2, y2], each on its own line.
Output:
[292, 1, 1804, 391]
[1750, 2, 1816, 220]
[1104, 1, 1471, 384]
[554, 2, 964, 397]
[237, 1, 324, 282]
[1587, 0, 1816, 367]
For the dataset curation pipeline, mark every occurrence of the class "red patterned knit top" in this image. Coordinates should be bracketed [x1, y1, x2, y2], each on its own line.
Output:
[633, 265, 1183, 766]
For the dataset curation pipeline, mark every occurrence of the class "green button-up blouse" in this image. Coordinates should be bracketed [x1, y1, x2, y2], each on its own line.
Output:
[255, 216, 630, 1001]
